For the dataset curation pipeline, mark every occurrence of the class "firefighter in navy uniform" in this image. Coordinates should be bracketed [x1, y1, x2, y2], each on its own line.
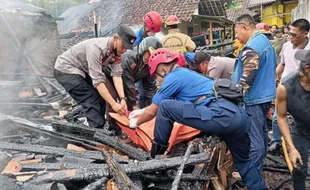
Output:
[128, 48, 267, 190]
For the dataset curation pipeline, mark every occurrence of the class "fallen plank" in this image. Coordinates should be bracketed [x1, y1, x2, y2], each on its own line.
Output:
[0, 112, 54, 131]
[29, 168, 110, 184]
[52, 120, 98, 137]
[143, 172, 209, 182]
[94, 131, 150, 161]
[1, 160, 22, 174]
[0, 114, 127, 162]
[171, 141, 195, 190]
[24, 153, 211, 183]
[67, 144, 86, 152]
[22, 162, 107, 171]
[0, 142, 108, 162]
[82, 177, 108, 190]
[103, 151, 138, 190]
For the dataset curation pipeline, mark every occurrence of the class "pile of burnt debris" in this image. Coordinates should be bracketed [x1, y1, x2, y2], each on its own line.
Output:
[0, 65, 307, 190]
[0, 109, 227, 190]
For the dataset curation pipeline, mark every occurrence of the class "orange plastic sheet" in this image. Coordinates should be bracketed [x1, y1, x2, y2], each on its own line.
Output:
[109, 113, 201, 152]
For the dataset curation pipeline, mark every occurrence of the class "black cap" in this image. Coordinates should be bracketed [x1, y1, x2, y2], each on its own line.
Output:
[193, 51, 211, 69]
[117, 24, 136, 50]
[295, 49, 310, 66]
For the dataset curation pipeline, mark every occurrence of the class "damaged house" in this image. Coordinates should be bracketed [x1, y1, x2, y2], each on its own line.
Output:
[58, 0, 232, 51]
[0, 0, 63, 107]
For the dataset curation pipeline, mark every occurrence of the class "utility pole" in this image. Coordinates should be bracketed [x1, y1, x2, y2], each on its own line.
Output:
[54, 0, 59, 17]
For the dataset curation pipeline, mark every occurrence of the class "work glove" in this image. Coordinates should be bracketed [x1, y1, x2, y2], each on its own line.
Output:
[128, 108, 145, 119]
[150, 141, 169, 158]
[129, 118, 138, 129]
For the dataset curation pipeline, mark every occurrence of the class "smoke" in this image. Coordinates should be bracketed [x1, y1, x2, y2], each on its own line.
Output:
[0, 1, 62, 121]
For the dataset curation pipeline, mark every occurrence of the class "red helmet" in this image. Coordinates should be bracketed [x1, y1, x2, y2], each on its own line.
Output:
[256, 23, 269, 32]
[148, 48, 178, 75]
[143, 11, 163, 33]
[174, 52, 186, 67]
[165, 15, 180, 26]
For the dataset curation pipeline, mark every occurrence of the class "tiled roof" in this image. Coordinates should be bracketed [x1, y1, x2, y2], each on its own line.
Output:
[58, 0, 200, 35]
[225, 0, 257, 22]
[225, 7, 257, 22]
[247, 0, 276, 8]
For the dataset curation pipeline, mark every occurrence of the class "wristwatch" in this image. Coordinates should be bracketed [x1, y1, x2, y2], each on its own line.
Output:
[119, 97, 127, 101]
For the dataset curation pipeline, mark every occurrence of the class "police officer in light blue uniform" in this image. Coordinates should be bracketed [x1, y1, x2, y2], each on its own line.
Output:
[129, 48, 267, 190]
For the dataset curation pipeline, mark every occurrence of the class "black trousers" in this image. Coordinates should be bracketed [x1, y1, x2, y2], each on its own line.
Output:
[54, 70, 106, 128]
[291, 132, 310, 190]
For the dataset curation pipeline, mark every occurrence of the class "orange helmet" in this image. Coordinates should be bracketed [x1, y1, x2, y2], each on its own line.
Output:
[165, 15, 181, 26]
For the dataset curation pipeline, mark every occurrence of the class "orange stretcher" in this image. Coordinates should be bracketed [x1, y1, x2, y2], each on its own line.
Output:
[109, 113, 201, 152]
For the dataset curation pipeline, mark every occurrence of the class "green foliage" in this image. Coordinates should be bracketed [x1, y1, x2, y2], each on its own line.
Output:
[25, 0, 88, 16]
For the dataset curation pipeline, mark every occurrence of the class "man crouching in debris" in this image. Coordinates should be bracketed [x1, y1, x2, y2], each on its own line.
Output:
[128, 48, 267, 189]
[121, 37, 162, 111]
[54, 25, 136, 129]
[277, 49, 310, 190]
[186, 51, 235, 80]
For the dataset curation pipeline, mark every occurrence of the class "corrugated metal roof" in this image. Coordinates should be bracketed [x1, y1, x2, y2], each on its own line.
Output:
[247, 0, 276, 8]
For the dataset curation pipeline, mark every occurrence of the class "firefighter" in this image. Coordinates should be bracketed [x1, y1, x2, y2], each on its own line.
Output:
[54, 25, 136, 129]
[121, 37, 162, 111]
[161, 15, 196, 52]
[134, 11, 163, 47]
[128, 48, 267, 190]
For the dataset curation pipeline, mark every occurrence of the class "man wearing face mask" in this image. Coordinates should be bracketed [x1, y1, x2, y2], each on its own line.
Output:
[128, 48, 267, 190]
[54, 25, 136, 129]
[121, 37, 162, 111]
[161, 15, 196, 53]
[232, 14, 276, 173]
[134, 11, 163, 47]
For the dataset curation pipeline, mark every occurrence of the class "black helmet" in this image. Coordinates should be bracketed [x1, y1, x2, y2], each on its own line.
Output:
[138, 36, 162, 56]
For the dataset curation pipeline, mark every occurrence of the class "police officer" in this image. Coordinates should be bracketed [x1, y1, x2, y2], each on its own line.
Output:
[54, 25, 136, 128]
[121, 37, 162, 111]
[161, 15, 196, 53]
[134, 11, 163, 47]
[129, 48, 267, 190]
[188, 51, 235, 79]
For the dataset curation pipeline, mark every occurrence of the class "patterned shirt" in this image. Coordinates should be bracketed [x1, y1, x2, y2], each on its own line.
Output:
[240, 48, 260, 95]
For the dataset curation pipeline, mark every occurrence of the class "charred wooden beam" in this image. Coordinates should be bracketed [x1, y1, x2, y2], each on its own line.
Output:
[94, 131, 150, 161]
[0, 134, 31, 141]
[52, 120, 98, 138]
[171, 141, 195, 190]
[266, 154, 286, 166]
[23, 153, 211, 184]
[143, 171, 209, 182]
[29, 168, 110, 184]
[81, 177, 108, 190]
[0, 114, 128, 163]
[102, 151, 138, 190]
[126, 152, 211, 175]
[263, 166, 290, 173]
[0, 142, 118, 162]
[22, 162, 107, 171]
